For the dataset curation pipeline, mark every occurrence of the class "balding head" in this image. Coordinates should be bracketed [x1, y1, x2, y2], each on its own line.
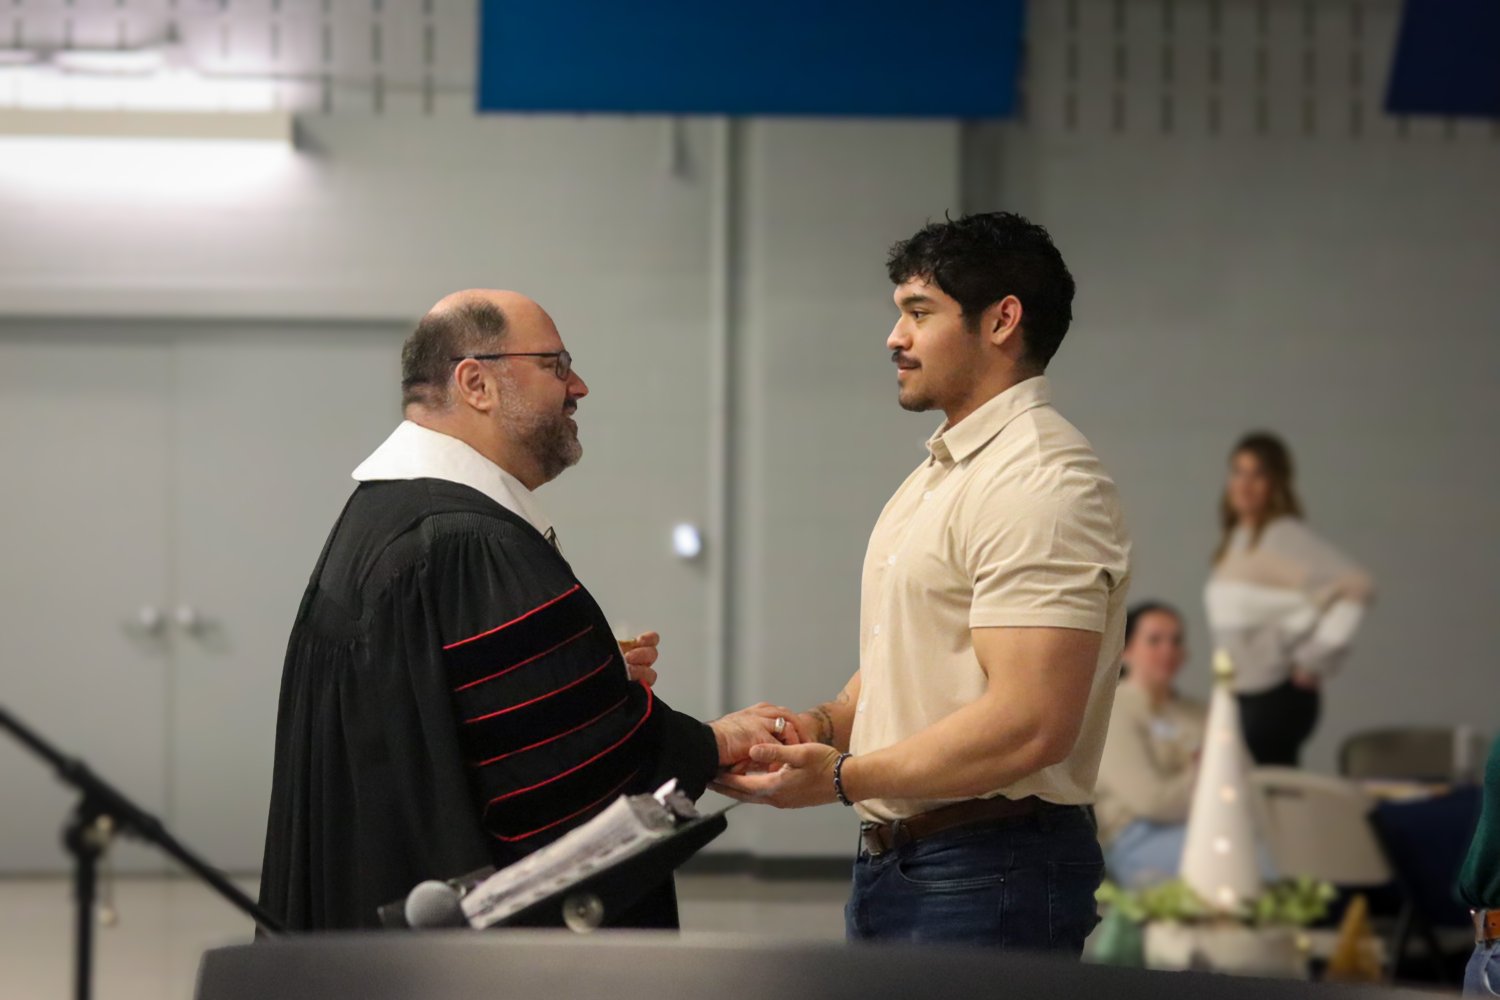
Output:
[401, 289, 553, 411]
[399, 288, 587, 489]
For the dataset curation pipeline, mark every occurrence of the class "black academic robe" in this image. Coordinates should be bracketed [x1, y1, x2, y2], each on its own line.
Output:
[257, 478, 719, 931]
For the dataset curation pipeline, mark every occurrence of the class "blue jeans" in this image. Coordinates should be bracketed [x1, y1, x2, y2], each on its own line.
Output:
[1105, 820, 1187, 888]
[844, 805, 1104, 953]
[1466, 941, 1500, 997]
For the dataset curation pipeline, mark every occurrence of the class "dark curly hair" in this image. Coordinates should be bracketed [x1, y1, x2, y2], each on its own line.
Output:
[886, 211, 1076, 370]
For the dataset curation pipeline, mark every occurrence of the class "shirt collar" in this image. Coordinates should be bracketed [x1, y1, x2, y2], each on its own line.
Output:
[926, 375, 1052, 466]
[351, 420, 554, 538]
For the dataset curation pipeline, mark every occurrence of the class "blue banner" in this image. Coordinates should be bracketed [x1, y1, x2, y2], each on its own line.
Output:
[477, 1, 1026, 118]
[1386, 0, 1500, 118]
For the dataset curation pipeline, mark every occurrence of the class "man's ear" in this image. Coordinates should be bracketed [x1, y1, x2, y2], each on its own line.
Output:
[981, 294, 1024, 349]
[451, 358, 495, 413]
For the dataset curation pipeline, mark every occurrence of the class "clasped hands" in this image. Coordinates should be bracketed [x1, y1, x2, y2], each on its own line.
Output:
[708, 704, 846, 809]
[620, 631, 841, 807]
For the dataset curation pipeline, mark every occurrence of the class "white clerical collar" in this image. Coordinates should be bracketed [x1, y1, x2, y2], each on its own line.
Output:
[351, 420, 554, 538]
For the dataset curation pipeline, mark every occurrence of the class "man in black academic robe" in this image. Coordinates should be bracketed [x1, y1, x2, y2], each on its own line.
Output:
[258, 290, 796, 931]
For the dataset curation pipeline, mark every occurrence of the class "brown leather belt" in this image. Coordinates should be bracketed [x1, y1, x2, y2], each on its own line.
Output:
[859, 796, 1060, 857]
[1476, 909, 1500, 946]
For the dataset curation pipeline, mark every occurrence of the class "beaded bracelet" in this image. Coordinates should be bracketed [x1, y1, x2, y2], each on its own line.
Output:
[833, 752, 854, 807]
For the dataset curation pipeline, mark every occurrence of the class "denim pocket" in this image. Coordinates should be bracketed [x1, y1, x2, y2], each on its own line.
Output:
[893, 839, 1008, 892]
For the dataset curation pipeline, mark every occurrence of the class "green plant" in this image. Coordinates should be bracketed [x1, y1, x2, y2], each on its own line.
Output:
[1097, 878, 1209, 924]
[1097, 877, 1336, 928]
[1250, 877, 1339, 927]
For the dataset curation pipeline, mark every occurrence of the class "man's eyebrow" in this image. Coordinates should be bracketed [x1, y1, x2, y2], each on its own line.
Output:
[897, 294, 936, 309]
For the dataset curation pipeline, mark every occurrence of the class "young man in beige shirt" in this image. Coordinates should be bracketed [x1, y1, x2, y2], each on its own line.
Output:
[715, 213, 1131, 952]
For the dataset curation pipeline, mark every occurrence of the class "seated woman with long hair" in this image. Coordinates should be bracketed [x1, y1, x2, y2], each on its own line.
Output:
[1095, 602, 1206, 888]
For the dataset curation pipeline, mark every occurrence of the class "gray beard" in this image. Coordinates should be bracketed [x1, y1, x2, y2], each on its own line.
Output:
[523, 411, 581, 482]
[499, 392, 582, 482]
[546, 416, 583, 479]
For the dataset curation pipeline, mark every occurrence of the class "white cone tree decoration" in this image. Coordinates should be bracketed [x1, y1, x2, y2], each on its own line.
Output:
[1180, 650, 1265, 913]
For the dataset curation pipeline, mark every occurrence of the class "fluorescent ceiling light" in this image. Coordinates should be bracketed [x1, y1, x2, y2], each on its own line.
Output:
[0, 108, 292, 144]
[54, 48, 167, 76]
[0, 136, 298, 201]
[0, 63, 279, 113]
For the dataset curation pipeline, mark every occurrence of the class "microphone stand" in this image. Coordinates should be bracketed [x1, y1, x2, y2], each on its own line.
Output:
[0, 703, 285, 1000]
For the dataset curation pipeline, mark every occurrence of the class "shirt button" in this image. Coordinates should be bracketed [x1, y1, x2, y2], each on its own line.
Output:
[922, 491, 934, 501]
[886, 554, 897, 566]
[873, 624, 882, 636]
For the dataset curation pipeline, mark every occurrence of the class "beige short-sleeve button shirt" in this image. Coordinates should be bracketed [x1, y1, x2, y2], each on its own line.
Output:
[848, 376, 1132, 823]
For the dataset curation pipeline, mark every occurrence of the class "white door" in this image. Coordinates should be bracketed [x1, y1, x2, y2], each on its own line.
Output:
[168, 323, 405, 871]
[0, 326, 173, 872]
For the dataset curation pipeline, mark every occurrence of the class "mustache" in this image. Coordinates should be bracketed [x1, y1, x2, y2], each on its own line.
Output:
[892, 351, 919, 368]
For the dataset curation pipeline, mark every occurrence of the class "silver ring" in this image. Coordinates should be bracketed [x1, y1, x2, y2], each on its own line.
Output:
[773, 716, 787, 737]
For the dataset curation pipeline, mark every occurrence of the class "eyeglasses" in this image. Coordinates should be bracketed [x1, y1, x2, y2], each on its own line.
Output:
[451, 350, 572, 381]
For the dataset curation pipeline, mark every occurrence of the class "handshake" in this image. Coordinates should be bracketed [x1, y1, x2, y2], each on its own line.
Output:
[621, 631, 804, 772]
[709, 702, 804, 771]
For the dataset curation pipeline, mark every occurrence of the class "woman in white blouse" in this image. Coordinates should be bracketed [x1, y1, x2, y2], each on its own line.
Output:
[1205, 432, 1374, 766]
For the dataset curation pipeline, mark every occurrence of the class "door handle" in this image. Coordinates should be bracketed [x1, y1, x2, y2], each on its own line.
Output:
[134, 605, 167, 637]
[174, 605, 204, 636]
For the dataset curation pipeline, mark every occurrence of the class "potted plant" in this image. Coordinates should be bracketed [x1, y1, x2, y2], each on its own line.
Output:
[1095, 877, 1337, 977]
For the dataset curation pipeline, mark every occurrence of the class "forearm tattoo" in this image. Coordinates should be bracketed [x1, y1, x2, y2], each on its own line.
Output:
[809, 706, 837, 747]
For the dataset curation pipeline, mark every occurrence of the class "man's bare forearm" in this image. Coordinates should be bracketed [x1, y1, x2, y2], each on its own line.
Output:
[803, 701, 844, 747]
[796, 671, 861, 752]
[841, 627, 1101, 803]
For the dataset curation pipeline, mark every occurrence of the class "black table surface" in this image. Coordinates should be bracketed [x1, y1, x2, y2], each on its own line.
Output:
[196, 932, 1446, 1000]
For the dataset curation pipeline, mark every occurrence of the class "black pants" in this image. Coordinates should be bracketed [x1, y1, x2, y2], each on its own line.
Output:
[1237, 680, 1321, 767]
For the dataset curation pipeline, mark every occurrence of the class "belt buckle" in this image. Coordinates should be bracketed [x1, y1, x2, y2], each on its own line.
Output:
[1477, 909, 1499, 945]
[859, 822, 884, 858]
[860, 820, 907, 858]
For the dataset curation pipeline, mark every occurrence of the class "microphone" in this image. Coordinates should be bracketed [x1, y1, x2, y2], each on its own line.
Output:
[378, 865, 495, 929]
[403, 879, 467, 929]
